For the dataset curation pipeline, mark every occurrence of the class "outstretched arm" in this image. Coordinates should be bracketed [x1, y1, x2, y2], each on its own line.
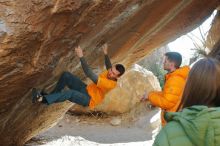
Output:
[102, 44, 112, 70]
[75, 46, 98, 84]
[148, 76, 185, 110]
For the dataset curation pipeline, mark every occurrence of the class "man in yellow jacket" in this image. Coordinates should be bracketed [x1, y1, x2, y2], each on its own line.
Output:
[32, 44, 125, 110]
[141, 52, 190, 126]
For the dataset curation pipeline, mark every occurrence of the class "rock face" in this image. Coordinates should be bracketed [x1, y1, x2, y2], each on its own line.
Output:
[0, 0, 220, 145]
[96, 64, 161, 113]
[207, 11, 220, 49]
[206, 10, 220, 60]
[70, 64, 161, 114]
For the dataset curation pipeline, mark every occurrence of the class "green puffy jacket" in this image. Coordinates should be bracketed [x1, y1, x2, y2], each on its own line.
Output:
[153, 106, 220, 146]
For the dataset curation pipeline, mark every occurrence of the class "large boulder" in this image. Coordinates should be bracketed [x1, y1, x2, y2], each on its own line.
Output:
[70, 64, 161, 114]
[97, 64, 161, 113]
[0, 1, 220, 145]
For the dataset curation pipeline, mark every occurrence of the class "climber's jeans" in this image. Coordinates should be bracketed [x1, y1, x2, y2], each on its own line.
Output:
[44, 72, 91, 107]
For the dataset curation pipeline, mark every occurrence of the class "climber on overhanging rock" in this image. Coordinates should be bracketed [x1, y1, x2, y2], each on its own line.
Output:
[140, 52, 190, 127]
[32, 44, 125, 109]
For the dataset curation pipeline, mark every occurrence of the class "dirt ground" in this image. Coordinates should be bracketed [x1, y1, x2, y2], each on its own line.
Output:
[25, 108, 160, 146]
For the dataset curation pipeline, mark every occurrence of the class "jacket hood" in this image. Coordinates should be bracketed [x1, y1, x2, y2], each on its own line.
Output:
[166, 66, 190, 80]
[165, 106, 220, 146]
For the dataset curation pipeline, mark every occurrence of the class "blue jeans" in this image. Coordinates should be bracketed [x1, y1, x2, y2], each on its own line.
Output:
[44, 72, 91, 107]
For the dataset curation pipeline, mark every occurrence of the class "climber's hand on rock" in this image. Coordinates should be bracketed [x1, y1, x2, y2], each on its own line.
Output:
[140, 91, 148, 102]
[75, 46, 83, 58]
[102, 43, 108, 55]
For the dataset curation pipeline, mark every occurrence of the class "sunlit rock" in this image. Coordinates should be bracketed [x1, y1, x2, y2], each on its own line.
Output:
[207, 11, 220, 49]
[0, 0, 219, 145]
[96, 64, 161, 113]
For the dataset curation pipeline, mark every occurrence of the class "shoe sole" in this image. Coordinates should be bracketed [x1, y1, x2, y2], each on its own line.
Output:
[32, 88, 38, 103]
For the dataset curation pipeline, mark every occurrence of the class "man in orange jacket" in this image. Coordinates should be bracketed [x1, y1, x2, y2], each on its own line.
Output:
[141, 52, 190, 126]
[32, 44, 125, 109]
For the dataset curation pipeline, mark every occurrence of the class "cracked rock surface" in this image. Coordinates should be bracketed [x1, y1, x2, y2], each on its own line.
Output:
[0, 0, 219, 145]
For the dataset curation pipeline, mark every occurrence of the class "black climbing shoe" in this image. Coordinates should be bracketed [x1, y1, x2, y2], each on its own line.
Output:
[32, 88, 42, 103]
[40, 89, 48, 96]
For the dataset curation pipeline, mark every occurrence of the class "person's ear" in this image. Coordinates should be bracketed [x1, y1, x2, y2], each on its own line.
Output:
[171, 62, 175, 68]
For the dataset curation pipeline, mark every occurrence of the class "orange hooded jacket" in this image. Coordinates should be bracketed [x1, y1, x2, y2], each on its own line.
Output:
[148, 66, 190, 126]
[87, 70, 117, 109]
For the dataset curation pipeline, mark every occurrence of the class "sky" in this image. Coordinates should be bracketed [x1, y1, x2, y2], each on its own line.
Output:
[168, 10, 217, 65]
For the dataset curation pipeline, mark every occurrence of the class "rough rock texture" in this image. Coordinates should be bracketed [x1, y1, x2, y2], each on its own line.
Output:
[206, 10, 220, 60]
[70, 64, 161, 114]
[0, 0, 220, 145]
[207, 10, 220, 49]
[97, 64, 161, 113]
[208, 39, 220, 61]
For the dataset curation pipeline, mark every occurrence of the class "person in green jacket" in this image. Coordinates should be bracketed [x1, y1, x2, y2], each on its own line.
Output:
[153, 58, 220, 146]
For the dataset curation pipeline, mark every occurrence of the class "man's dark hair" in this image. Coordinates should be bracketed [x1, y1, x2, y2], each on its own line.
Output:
[115, 64, 125, 76]
[165, 52, 182, 68]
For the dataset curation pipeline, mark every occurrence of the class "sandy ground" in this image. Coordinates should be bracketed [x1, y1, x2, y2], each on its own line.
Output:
[26, 108, 160, 146]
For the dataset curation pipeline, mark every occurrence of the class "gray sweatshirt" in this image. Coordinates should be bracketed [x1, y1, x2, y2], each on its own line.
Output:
[80, 55, 112, 84]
